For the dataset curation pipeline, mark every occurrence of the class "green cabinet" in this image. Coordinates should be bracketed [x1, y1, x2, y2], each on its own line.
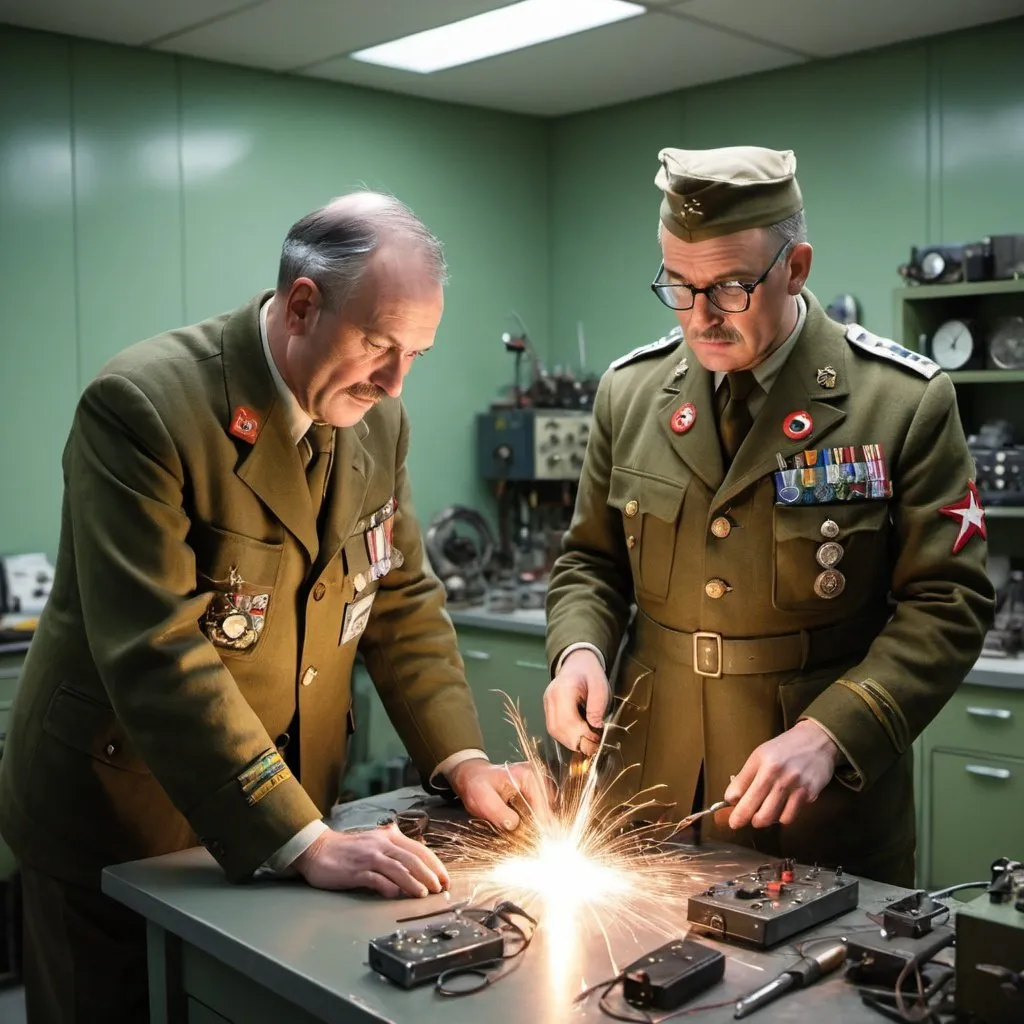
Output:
[919, 682, 1024, 890]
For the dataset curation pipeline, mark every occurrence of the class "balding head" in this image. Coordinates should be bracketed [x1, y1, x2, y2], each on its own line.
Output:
[276, 191, 447, 312]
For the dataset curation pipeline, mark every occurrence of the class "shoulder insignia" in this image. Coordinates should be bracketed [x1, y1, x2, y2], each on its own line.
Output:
[609, 326, 683, 371]
[845, 324, 940, 380]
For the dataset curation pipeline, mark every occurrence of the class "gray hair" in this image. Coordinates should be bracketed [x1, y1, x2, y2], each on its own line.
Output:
[765, 210, 808, 246]
[276, 191, 448, 311]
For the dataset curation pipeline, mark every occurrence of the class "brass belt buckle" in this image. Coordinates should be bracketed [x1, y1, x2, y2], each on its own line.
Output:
[693, 631, 723, 678]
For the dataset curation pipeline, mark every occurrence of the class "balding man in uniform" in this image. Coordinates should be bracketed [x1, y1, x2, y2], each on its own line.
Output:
[543, 147, 993, 885]
[0, 192, 537, 1022]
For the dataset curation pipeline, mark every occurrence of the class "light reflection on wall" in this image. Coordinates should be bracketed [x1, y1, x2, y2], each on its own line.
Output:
[137, 130, 253, 185]
[0, 133, 79, 207]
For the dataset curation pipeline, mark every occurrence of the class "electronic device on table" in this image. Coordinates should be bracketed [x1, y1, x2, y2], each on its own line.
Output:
[686, 858, 859, 948]
[368, 918, 503, 988]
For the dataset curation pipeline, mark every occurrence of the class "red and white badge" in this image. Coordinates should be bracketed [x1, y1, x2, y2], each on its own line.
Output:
[670, 402, 697, 435]
[782, 410, 813, 440]
[939, 480, 987, 554]
[229, 405, 262, 443]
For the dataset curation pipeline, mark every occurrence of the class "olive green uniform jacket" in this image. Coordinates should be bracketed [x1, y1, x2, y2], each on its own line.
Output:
[0, 294, 484, 886]
[546, 291, 994, 884]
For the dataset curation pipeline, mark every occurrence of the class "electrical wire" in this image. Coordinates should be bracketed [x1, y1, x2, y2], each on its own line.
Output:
[927, 881, 988, 899]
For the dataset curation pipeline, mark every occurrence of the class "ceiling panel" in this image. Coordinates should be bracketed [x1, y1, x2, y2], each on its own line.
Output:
[0, 0, 261, 48]
[307, 10, 803, 117]
[669, 0, 1024, 58]
[154, 0, 518, 72]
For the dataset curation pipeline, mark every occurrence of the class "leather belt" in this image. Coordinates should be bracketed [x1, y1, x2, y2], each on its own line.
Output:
[634, 609, 886, 678]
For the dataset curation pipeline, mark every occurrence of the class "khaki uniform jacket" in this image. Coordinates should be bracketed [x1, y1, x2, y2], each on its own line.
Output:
[0, 293, 484, 885]
[546, 291, 994, 884]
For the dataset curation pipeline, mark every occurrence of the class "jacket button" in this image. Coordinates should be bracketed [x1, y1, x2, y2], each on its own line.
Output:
[301, 666, 318, 687]
[313, 582, 326, 601]
[626, 535, 636, 550]
[105, 742, 117, 756]
[710, 516, 732, 539]
[704, 578, 730, 600]
[624, 499, 639, 518]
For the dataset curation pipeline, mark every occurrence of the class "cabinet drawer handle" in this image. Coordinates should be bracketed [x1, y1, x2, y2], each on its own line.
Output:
[514, 660, 548, 672]
[966, 706, 1011, 720]
[462, 649, 491, 661]
[965, 764, 1011, 780]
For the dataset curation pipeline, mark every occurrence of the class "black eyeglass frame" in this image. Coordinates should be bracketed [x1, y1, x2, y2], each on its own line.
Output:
[650, 238, 794, 313]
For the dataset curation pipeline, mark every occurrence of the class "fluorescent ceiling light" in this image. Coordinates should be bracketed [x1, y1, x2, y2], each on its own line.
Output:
[349, 0, 646, 74]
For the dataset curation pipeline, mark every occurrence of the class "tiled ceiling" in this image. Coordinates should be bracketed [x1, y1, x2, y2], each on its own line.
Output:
[0, 0, 1021, 116]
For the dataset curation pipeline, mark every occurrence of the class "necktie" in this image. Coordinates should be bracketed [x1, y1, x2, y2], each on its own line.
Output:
[716, 370, 758, 465]
[300, 422, 335, 525]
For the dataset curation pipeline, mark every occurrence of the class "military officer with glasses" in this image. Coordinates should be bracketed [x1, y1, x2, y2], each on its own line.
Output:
[543, 146, 993, 885]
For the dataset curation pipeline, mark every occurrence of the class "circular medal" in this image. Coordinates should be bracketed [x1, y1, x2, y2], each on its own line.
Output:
[813, 482, 835, 503]
[815, 541, 844, 568]
[813, 569, 846, 599]
[782, 410, 813, 440]
[221, 613, 248, 639]
[821, 518, 840, 539]
[778, 485, 802, 504]
[670, 402, 697, 435]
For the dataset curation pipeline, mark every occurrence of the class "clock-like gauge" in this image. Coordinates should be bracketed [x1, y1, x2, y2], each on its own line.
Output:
[987, 316, 1024, 370]
[930, 319, 976, 370]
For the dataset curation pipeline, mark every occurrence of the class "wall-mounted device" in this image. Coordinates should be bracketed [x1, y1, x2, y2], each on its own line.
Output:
[477, 409, 592, 482]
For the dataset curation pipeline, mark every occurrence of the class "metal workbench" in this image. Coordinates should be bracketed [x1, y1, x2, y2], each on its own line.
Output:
[103, 787, 939, 1024]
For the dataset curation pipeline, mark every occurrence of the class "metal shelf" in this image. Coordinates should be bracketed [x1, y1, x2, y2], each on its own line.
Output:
[897, 279, 1024, 301]
[949, 370, 1024, 383]
[985, 506, 1024, 518]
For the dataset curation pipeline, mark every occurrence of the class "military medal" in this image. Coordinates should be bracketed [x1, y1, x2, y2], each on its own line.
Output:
[670, 402, 696, 435]
[672, 357, 689, 381]
[813, 569, 846, 599]
[816, 541, 844, 568]
[816, 366, 837, 389]
[782, 410, 813, 440]
[228, 406, 262, 443]
[364, 497, 398, 582]
[820, 518, 840, 539]
[201, 565, 269, 651]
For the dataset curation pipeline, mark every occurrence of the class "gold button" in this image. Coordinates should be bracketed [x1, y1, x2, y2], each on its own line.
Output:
[815, 541, 844, 568]
[313, 582, 326, 601]
[105, 743, 116, 756]
[820, 518, 840, 540]
[301, 666, 318, 687]
[813, 569, 846, 599]
[710, 516, 732, 539]
[626, 535, 636, 550]
[624, 499, 639, 518]
[705, 578, 730, 600]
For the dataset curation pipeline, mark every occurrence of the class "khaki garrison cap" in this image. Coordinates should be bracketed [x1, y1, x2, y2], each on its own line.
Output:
[656, 146, 803, 243]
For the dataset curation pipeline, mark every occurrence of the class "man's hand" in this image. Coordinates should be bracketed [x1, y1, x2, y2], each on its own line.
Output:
[292, 825, 449, 899]
[723, 719, 841, 830]
[543, 648, 610, 757]
[446, 758, 552, 831]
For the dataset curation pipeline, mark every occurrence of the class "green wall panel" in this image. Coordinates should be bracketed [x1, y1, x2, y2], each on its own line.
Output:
[72, 42, 184, 385]
[934, 19, 1024, 242]
[0, 30, 77, 556]
[548, 94, 684, 373]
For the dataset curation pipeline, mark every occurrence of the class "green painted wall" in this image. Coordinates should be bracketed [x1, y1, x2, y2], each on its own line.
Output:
[0, 26, 549, 558]
[548, 16, 1024, 372]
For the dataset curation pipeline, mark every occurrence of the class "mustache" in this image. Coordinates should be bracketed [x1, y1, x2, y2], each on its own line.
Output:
[693, 327, 742, 343]
[346, 383, 387, 403]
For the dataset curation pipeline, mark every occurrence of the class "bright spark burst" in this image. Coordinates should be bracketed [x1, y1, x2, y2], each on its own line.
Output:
[434, 692, 707, 1009]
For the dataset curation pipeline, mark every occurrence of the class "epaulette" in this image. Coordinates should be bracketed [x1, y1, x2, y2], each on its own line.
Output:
[609, 326, 683, 370]
[845, 324, 940, 380]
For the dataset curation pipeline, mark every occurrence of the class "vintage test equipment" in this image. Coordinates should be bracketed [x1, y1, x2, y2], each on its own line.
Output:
[955, 857, 1024, 1024]
[368, 918, 504, 988]
[476, 408, 592, 481]
[968, 421, 1024, 506]
[686, 859, 859, 948]
[899, 234, 1024, 285]
[622, 937, 725, 1011]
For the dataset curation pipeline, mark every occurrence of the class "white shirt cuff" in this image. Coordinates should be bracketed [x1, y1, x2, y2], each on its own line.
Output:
[556, 642, 606, 675]
[429, 748, 489, 789]
[264, 819, 329, 874]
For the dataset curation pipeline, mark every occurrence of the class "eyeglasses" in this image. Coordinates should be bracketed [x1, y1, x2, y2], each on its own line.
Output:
[650, 239, 793, 313]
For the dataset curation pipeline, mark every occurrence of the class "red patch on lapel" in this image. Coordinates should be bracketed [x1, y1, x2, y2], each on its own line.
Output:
[229, 406, 262, 443]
